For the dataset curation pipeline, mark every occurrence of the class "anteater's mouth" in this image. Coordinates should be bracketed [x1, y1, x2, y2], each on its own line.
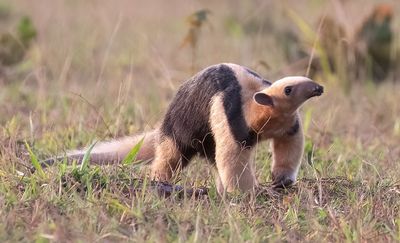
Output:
[309, 85, 324, 98]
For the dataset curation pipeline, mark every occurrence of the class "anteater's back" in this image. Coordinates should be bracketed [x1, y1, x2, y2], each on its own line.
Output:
[160, 64, 255, 163]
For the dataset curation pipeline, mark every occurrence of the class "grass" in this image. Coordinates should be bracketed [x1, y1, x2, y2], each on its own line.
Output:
[1, 0, 400, 242]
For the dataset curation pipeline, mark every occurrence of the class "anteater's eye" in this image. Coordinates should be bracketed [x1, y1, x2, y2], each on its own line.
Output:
[284, 86, 292, 96]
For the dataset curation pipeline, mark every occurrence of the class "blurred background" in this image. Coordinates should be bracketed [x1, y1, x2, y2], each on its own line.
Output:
[0, 0, 399, 178]
[1, 1, 400, 241]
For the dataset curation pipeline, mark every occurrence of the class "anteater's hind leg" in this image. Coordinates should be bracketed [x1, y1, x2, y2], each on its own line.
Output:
[150, 136, 183, 182]
[210, 95, 257, 194]
[214, 146, 255, 194]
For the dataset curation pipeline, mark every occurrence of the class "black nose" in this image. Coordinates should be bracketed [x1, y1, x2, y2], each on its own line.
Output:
[310, 84, 324, 97]
[315, 85, 324, 94]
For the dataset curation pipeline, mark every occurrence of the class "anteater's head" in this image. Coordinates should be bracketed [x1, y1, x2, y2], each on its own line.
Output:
[253, 76, 323, 115]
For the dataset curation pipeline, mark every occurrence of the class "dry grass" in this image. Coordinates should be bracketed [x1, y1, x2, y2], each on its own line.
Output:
[1, 0, 400, 242]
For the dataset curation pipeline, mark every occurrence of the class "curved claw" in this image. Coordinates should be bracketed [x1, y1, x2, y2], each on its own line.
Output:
[271, 176, 294, 189]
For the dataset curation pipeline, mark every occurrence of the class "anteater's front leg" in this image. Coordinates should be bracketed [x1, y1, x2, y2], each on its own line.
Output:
[210, 95, 256, 194]
[271, 121, 304, 188]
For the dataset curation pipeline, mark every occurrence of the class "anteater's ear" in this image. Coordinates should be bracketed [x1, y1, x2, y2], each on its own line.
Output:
[253, 92, 274, 106]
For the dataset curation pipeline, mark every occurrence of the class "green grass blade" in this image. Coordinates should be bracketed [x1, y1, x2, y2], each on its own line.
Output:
[80, 141, 97, 172]
[122, 137, 145, 166]
[303, 108, 313, 134]
[24, 141, 45, 178]
[287, 8, 333, 77]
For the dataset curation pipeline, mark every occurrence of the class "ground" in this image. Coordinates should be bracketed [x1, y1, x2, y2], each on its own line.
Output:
[0, 0, 399, 242]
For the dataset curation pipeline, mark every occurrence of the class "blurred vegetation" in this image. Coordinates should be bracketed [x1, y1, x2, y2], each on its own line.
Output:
[180, 9, 211, 72]
[284, 3, 398, 86]
[356, 4, 395, 81]
[0, 0, 399, 242]
[0, 16, 36, 66]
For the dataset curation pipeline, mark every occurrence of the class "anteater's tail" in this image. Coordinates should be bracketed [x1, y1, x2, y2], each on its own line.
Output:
[41, 129, 158, 168]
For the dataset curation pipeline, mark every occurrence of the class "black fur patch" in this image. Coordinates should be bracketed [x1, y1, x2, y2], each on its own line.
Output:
[262, 79, 272, 86]
[245, 68, 262, 79]
[286, 119, 300, 136]
[222, 70, 257, 147]
[161, 64, 256, 164]
[245, 68, 271, 86]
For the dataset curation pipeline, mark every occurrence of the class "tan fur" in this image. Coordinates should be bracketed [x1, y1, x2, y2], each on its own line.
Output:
[245, 101, 299, 138]
[271, 118, 304, 182]
[66, 130, 158, 165]
[210, 95, 256, 193]
[150, 136, 182, 181]
[245, 76, 317, 135]
[224, 63, 266, 97]
[262, 76, 318, 114]
[226, 63, 276, 134]
[244, 76, 321, 187]
[244, 101, 272, 134]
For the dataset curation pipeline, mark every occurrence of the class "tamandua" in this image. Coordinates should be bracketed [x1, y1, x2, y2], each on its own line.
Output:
[44, 63, 323, 194]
